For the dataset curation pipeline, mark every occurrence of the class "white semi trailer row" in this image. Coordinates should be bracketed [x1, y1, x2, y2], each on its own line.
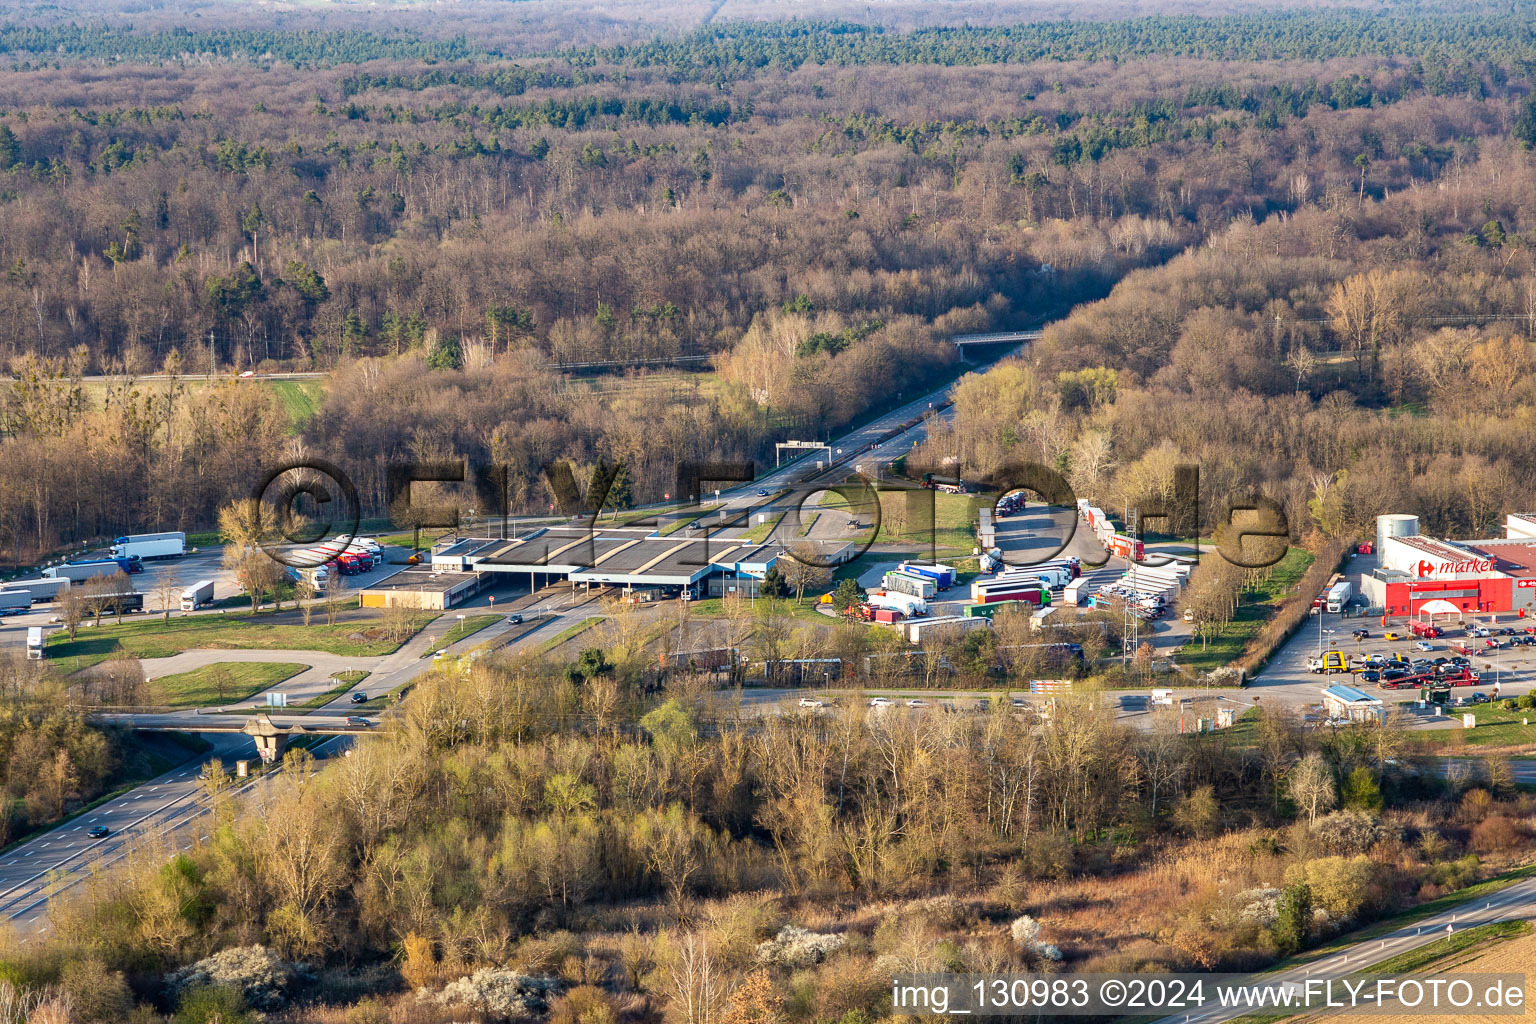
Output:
[110, 531, 187, 560]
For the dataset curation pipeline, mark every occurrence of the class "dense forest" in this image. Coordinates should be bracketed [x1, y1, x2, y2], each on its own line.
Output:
[0, 2, 1532, 1022]
[2, 8, 1535, 559]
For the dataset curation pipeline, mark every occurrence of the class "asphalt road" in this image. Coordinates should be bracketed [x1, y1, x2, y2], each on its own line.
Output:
[0, 731, 348, 938]
[1151, 877, 1536, 1024]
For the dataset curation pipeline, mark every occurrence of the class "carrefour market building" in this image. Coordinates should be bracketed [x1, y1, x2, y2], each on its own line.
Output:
[1362, 514, 1536, 619]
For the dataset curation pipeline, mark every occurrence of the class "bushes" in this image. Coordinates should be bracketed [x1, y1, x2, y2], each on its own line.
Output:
[1285, 855, 1384, 925]
[1310, 810, 1398, 855]
[430, 969, 560, 1021]
[166, 945, 303, 1012]
[171, 986, 257, 1024]
[1271, 883, 1312, 956]
[754, 926, 846, 970]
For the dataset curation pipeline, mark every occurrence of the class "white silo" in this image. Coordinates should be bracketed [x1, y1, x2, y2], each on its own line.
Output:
[1377, 513, 1420, 567]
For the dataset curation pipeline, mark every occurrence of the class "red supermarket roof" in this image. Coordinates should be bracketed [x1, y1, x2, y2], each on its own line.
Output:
[1464, 539, 1536, 579]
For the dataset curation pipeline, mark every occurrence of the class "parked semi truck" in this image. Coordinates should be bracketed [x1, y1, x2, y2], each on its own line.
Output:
[1326, 580, 1353, 613]
[181, 579, 216, 611]
[0, 591, 32, 612]
[110, 531, 186, 560]
[43, 560, 132, 584]
[0, 577, 69, 602]
[96, 592, 144, 615]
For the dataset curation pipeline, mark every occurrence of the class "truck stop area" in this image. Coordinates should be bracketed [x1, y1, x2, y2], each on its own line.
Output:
[426, 525, 787, 599]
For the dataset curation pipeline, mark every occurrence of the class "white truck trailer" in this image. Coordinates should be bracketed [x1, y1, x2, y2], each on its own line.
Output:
[882, 571, 937, 600]
[43, 561, 126, 584]
[0, 590, 32, 612]
[180, 579, 216, 611]
[1326, 580, 1353, 613]
[111, 531, 186, 560]
[0, 577, 69, 602]
[906, 615, 991, 644]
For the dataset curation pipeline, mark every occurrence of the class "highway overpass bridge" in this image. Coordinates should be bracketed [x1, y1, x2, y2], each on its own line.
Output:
[951, 330, 1041, 349]
[92, 712, 375, 763]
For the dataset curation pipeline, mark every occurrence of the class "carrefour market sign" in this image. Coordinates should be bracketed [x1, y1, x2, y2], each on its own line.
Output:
[1416, 558, 1495, 578]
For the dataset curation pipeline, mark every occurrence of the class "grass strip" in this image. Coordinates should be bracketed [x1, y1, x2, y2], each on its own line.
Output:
[419, 614, 501, 658]
[151, 661, 308, 707]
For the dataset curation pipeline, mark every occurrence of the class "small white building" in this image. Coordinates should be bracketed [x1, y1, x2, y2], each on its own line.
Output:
[1321, 684, 1385, 724]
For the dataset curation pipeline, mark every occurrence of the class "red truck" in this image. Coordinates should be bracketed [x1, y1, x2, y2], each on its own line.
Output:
[1409, 621, 1442, 639]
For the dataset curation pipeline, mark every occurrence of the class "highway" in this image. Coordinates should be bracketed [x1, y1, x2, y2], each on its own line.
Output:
[0, 732, 348, 939]
[1151, 877, 1536, 1024]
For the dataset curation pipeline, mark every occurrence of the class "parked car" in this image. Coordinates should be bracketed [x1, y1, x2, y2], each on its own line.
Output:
[88, 825, 110, 838]
[907, 699, 929, 708]
[1359, 670, 1381, 683]
[798, 698, 825, 708]
[1469, 692, 1490, 704]
[1413, 640, 1434, 652]
[868, 696, 893, 707]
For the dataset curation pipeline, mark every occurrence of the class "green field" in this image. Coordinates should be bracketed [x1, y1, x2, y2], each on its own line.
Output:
[1177, 547, 1315, 674]
[685, 597, 834, 626]
[46, 614, 420, 673]
[1404, 700, 1536, 750]
[816, 489, 978, 551]
[268, 380, 324, 428]
[151, 661, 308, 707]
[419, 614, 502, 657]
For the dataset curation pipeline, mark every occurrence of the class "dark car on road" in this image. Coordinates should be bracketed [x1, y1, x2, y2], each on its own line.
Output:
[507, 613, 523, 624]
[756, 488, 769, 497]
[350, 692, 368, 704]
[1352, 628, 1370, 639]
[88, 825, 110, 838]
[347, 716, 373, 727]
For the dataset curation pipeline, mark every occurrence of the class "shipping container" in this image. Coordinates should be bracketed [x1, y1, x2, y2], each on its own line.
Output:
[872, 607, 903, 624]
